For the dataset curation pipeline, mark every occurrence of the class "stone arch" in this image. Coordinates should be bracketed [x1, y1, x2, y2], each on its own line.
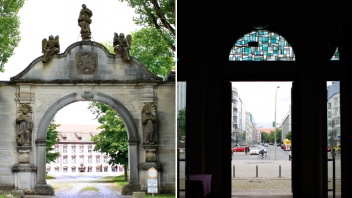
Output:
[34, 91, 140, 194]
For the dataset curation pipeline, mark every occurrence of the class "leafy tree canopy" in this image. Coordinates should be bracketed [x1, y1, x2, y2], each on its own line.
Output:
[89, 101, 129, 180]
[0, 0, 25, 72]
[130, 27, 174, 77]
[118, 0, 175, 52]
[46, 119, 60, 164]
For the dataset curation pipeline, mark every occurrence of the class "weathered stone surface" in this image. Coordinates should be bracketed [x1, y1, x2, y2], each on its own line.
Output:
[34, 183, 54, 195]
[0, 41, 175, 195]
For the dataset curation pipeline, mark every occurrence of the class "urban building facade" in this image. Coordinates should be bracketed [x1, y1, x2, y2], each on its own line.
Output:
[327, 81, 341, 148]
[231, 84, 261, 146]
[47, 124, 124, 174]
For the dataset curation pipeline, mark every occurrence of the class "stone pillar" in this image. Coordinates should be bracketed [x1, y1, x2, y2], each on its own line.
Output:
[122, 139, 140, 195]
[34, 139, 54, 195]
[12, 146, 37, 194]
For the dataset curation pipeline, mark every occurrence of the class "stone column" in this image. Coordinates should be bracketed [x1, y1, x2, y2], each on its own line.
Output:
[122, 139, 140, 195]
[34, 139, 54, 195]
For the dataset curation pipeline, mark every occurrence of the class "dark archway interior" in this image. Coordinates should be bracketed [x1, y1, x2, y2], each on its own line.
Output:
[177, 4, 351, 198]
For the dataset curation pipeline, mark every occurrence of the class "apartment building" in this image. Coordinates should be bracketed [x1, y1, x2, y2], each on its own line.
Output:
[47, 124, 124, 173]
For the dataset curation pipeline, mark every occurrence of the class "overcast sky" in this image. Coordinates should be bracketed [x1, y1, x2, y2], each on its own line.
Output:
[232, 82, 292, 128]
[0, 0, 141, 125]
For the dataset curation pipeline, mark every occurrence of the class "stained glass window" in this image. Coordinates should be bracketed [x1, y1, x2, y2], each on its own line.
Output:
[331, 47, 339, 61]
[229, 30, 295, 61]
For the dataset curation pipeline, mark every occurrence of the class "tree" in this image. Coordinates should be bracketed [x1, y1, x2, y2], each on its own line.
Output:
[89, 102, 129, 180]
[46, 119, 60, 164]
[0, 0, 25, 72]
[286, 131, 292, 140]
[177, 109, 186, 141]
[119, 0, 175, 52]
[261, 132, 269, 143]
[130, 27, 174, 77]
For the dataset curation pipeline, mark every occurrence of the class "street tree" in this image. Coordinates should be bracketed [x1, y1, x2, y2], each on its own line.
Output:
[286, 131, 292, 140]
[89, 102, 129, 180]
[46, 119, 60, 164]
[118, 0, 175, 52]
[261, 132, 269, 143]
[0, 0, 25, 72]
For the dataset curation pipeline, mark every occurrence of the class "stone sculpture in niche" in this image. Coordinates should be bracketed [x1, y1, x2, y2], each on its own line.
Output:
[78, 4, 93, 40]
[16, 104, 33, 146]
[142, 103, 158, 144]
[113, 32, 132, 61]
[42, 35, 60, 63]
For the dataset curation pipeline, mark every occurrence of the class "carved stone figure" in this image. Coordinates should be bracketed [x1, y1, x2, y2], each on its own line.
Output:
[78, 4, 93, 40]
[42, 35, 60, 63]
[113, 32, 132, 61]
[16, 104, 33, 146]
[142, 103, 157, 144]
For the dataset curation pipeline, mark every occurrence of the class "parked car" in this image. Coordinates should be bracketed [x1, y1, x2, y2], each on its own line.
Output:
[264, 143, 269, 147]
[232, 146, 246, 153]
[250, 146, 267, 155]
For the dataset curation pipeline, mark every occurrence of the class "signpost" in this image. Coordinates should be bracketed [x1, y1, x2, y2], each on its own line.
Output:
[147, 167, 158, 196]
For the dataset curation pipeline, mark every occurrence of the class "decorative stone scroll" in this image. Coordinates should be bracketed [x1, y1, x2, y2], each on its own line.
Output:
[81, 91, 94, 100]
[76, 51, 98, 74]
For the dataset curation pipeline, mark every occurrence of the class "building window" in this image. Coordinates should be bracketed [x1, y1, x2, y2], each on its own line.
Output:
[79, 155, 84, 163]
[88, 166, 92, 172]
[72, 167, 76, 172]
[71, 145, 76, 153]
[63, 155, 68, 164]
[88, 145, 92, 153]
[96, 155, 100, 163]
[71, 155, 76, 164]
[63, 145, 67, 153]
[96, 166, 101, 172]
[104, 156, 108, 163]
[46, 166, 51, 172]
[104, 166, 108, 172]
[80, 145, 84, 153]
[328, 103, 331, 109]
[55, 166, 59, 172]
[55, 145, 59, 152]
[88, 155, 92, 163]
[63, 166, 68, 172]
[55, 156, 59, 164]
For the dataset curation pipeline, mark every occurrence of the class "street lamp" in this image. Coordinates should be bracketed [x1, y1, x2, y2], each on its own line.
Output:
[274, 86, 280, 160]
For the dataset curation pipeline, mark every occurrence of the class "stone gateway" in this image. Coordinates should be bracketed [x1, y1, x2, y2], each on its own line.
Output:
[0, 40, 175, 195]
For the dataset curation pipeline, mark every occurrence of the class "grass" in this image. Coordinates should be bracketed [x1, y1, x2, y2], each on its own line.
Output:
[46, 175, 56, 179]
[107, 174, 129, 191]
[145, 194, 175, 198]
[0, 196, 18, 198]
[79, 186, 99, 193]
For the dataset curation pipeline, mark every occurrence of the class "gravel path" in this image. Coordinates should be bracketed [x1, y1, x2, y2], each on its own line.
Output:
[25, 173, 130, 198]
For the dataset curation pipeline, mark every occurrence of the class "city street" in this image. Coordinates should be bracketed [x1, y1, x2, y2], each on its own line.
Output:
[232, 145, 292, 178]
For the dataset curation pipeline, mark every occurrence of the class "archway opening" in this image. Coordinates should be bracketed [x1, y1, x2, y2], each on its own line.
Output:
[45, 101, 129, 197]
[231, 81, 293, 196]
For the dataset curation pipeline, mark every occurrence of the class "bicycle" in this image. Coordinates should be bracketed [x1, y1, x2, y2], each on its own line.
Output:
[257, 153, 270, 160]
